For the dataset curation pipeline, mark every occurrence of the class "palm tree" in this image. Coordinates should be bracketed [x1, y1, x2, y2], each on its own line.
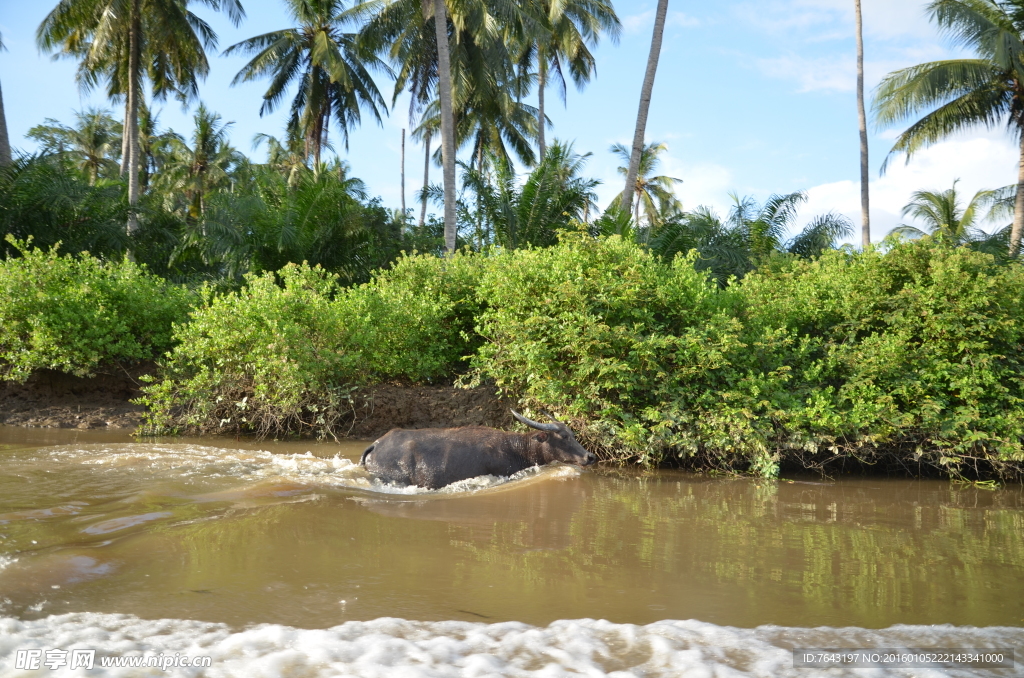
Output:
[874, 0, 1024, 256]
[0, 31, 11, 166]
[855, 0, 870, 247]
[608, 141, 682, 233]
[622, 0, 669, 223]
[460, 140, 598, 248]
[225, 0, 388, 168]
[412, 85, 540, 171]
[360, 0, 529, 252]
[38, 0, 245, 233]
[27, 108, 123, 185]
[888, 180, 998, 245]
[650, 192, 853, 284]
[253, 128, 309, 188]
[156, 104, 243, 220]
[526, 0, 620, 159]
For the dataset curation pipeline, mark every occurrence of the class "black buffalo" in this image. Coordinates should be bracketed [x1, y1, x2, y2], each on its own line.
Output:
[359, 410, 597, 489]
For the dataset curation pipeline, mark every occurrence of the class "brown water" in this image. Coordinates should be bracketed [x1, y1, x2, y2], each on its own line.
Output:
[1, 425, 1022, 634]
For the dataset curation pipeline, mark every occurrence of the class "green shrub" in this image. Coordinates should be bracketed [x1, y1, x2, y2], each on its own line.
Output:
[736, 241, 1024, 474]
[471, 233, 762, 469]
[471, 235, 1024, 478]
[140, 251, 489, 437]
[140, 232, 1024, 479]
[0, 237, 193, 380]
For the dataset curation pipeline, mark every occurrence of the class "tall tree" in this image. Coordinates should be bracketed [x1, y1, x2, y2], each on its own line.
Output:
[855, 0, 870, 247]
[419, 131, 431, 227]
[253, 127, 308, 187]
[27, 108, 123, 185]
[608, 141, 682, 233]
[226, 0, 388, 168]
[874, 0, 1024, 256]
[622, 0, 668, 225]
[0, 32, 12, 166]
[400, 128, 406, 217]
[413, 85, 539, 170]
[432, 0, 458, 252]
[38, 0, 245, 233]
[527, 0, 619, 159]
[361, 0, 530, 252]
[156, 103, 243, 219]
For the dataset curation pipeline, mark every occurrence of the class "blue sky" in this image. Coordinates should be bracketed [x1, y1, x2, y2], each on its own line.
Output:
[0, 0, 1017, 241]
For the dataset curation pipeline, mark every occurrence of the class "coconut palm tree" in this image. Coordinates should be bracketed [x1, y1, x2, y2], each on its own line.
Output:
[525, 0, 620, 159]
[27, 108, 123, 185]
[360, 0, 529, 252]
[460, 140, 598, 248]
[650, 191, 853, 284]
[888, 180, 998, 245]
[0, 31, 10, 166]
[874, 0, 1024, 256]
[225, 0, 389, 168]
[855, 0, 870, 247]
[622, 0, 669, 223]
[38, 0, 245, 233]
[156, 104, 243, 220]
[412, 82, 540, 171]
[253, 128, 309, 188]
[608, 141, 682, 234]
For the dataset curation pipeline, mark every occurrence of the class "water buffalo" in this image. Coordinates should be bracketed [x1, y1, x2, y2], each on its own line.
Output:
[359, 410, 597, 490]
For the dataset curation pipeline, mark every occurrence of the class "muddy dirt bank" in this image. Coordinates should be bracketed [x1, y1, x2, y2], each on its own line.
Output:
[0, 369, 513, 437]
[0, 367, 149, 429]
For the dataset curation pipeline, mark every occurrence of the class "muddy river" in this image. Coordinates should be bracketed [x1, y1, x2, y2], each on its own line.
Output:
[0, 426, 1021, 676]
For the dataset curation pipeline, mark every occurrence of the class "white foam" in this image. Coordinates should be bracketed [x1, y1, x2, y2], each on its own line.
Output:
[0, 614, 1019, 677]
[37, 444, 581, 497]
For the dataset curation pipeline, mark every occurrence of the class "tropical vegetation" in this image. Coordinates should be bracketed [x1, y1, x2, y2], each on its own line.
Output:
[874, 0, 1024, 255]
[1, 0, 1024, 481]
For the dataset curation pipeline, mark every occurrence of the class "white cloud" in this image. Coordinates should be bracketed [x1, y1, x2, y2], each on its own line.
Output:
[622, 10, 655, 35]
[755, 51, 950, 93]
[622, 9, 701, 34]
[798, 130, 1019, 243]
[668, 12, 701, 28]
[757, 54, 855, 93]
[733, 0, 935, 42]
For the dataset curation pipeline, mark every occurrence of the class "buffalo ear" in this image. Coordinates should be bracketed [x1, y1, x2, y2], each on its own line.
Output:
[535, 432, 548, 442]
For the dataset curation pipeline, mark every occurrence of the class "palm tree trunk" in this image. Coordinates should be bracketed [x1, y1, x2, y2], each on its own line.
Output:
[622, 0, 668, 228]
[432, 0, 458, 253]
[400, 128, 407, 218]
[855, 0, 870, 248]
[419, 132, 431, 228]
[126, 0, 142, 236]
[0, 79, 11, 165]
[1011, 132, 1024, 256]
[538, 58, 546, 161]
[120, 98, 130, 175]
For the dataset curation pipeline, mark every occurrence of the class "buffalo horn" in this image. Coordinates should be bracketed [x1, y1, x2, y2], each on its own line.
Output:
[510, 409, 560, 432]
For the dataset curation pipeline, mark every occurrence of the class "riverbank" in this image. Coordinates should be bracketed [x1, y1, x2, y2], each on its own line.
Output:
[0, 368, 513, 439]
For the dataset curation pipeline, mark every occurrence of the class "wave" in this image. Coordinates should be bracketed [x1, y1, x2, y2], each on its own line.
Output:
[32, 443, 580, 496]
[0, 614, 1020, 677]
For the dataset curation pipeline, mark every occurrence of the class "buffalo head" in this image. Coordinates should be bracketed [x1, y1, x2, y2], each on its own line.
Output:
[511, 410, 597, 467]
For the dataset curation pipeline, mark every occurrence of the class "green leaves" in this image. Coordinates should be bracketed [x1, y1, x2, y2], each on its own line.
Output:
[0, 237, 192, 381]
[128, 233, 1024, 478]
[141, 251, 485, 437]
[471, 235, 1024, 478]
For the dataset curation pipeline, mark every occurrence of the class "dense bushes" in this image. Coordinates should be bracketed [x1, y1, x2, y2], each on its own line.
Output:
[471, 236, 1024, 478]
[139, 252, 486, 437]
[13, 227, 1022, 478]
[0, 237, 193, 380]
